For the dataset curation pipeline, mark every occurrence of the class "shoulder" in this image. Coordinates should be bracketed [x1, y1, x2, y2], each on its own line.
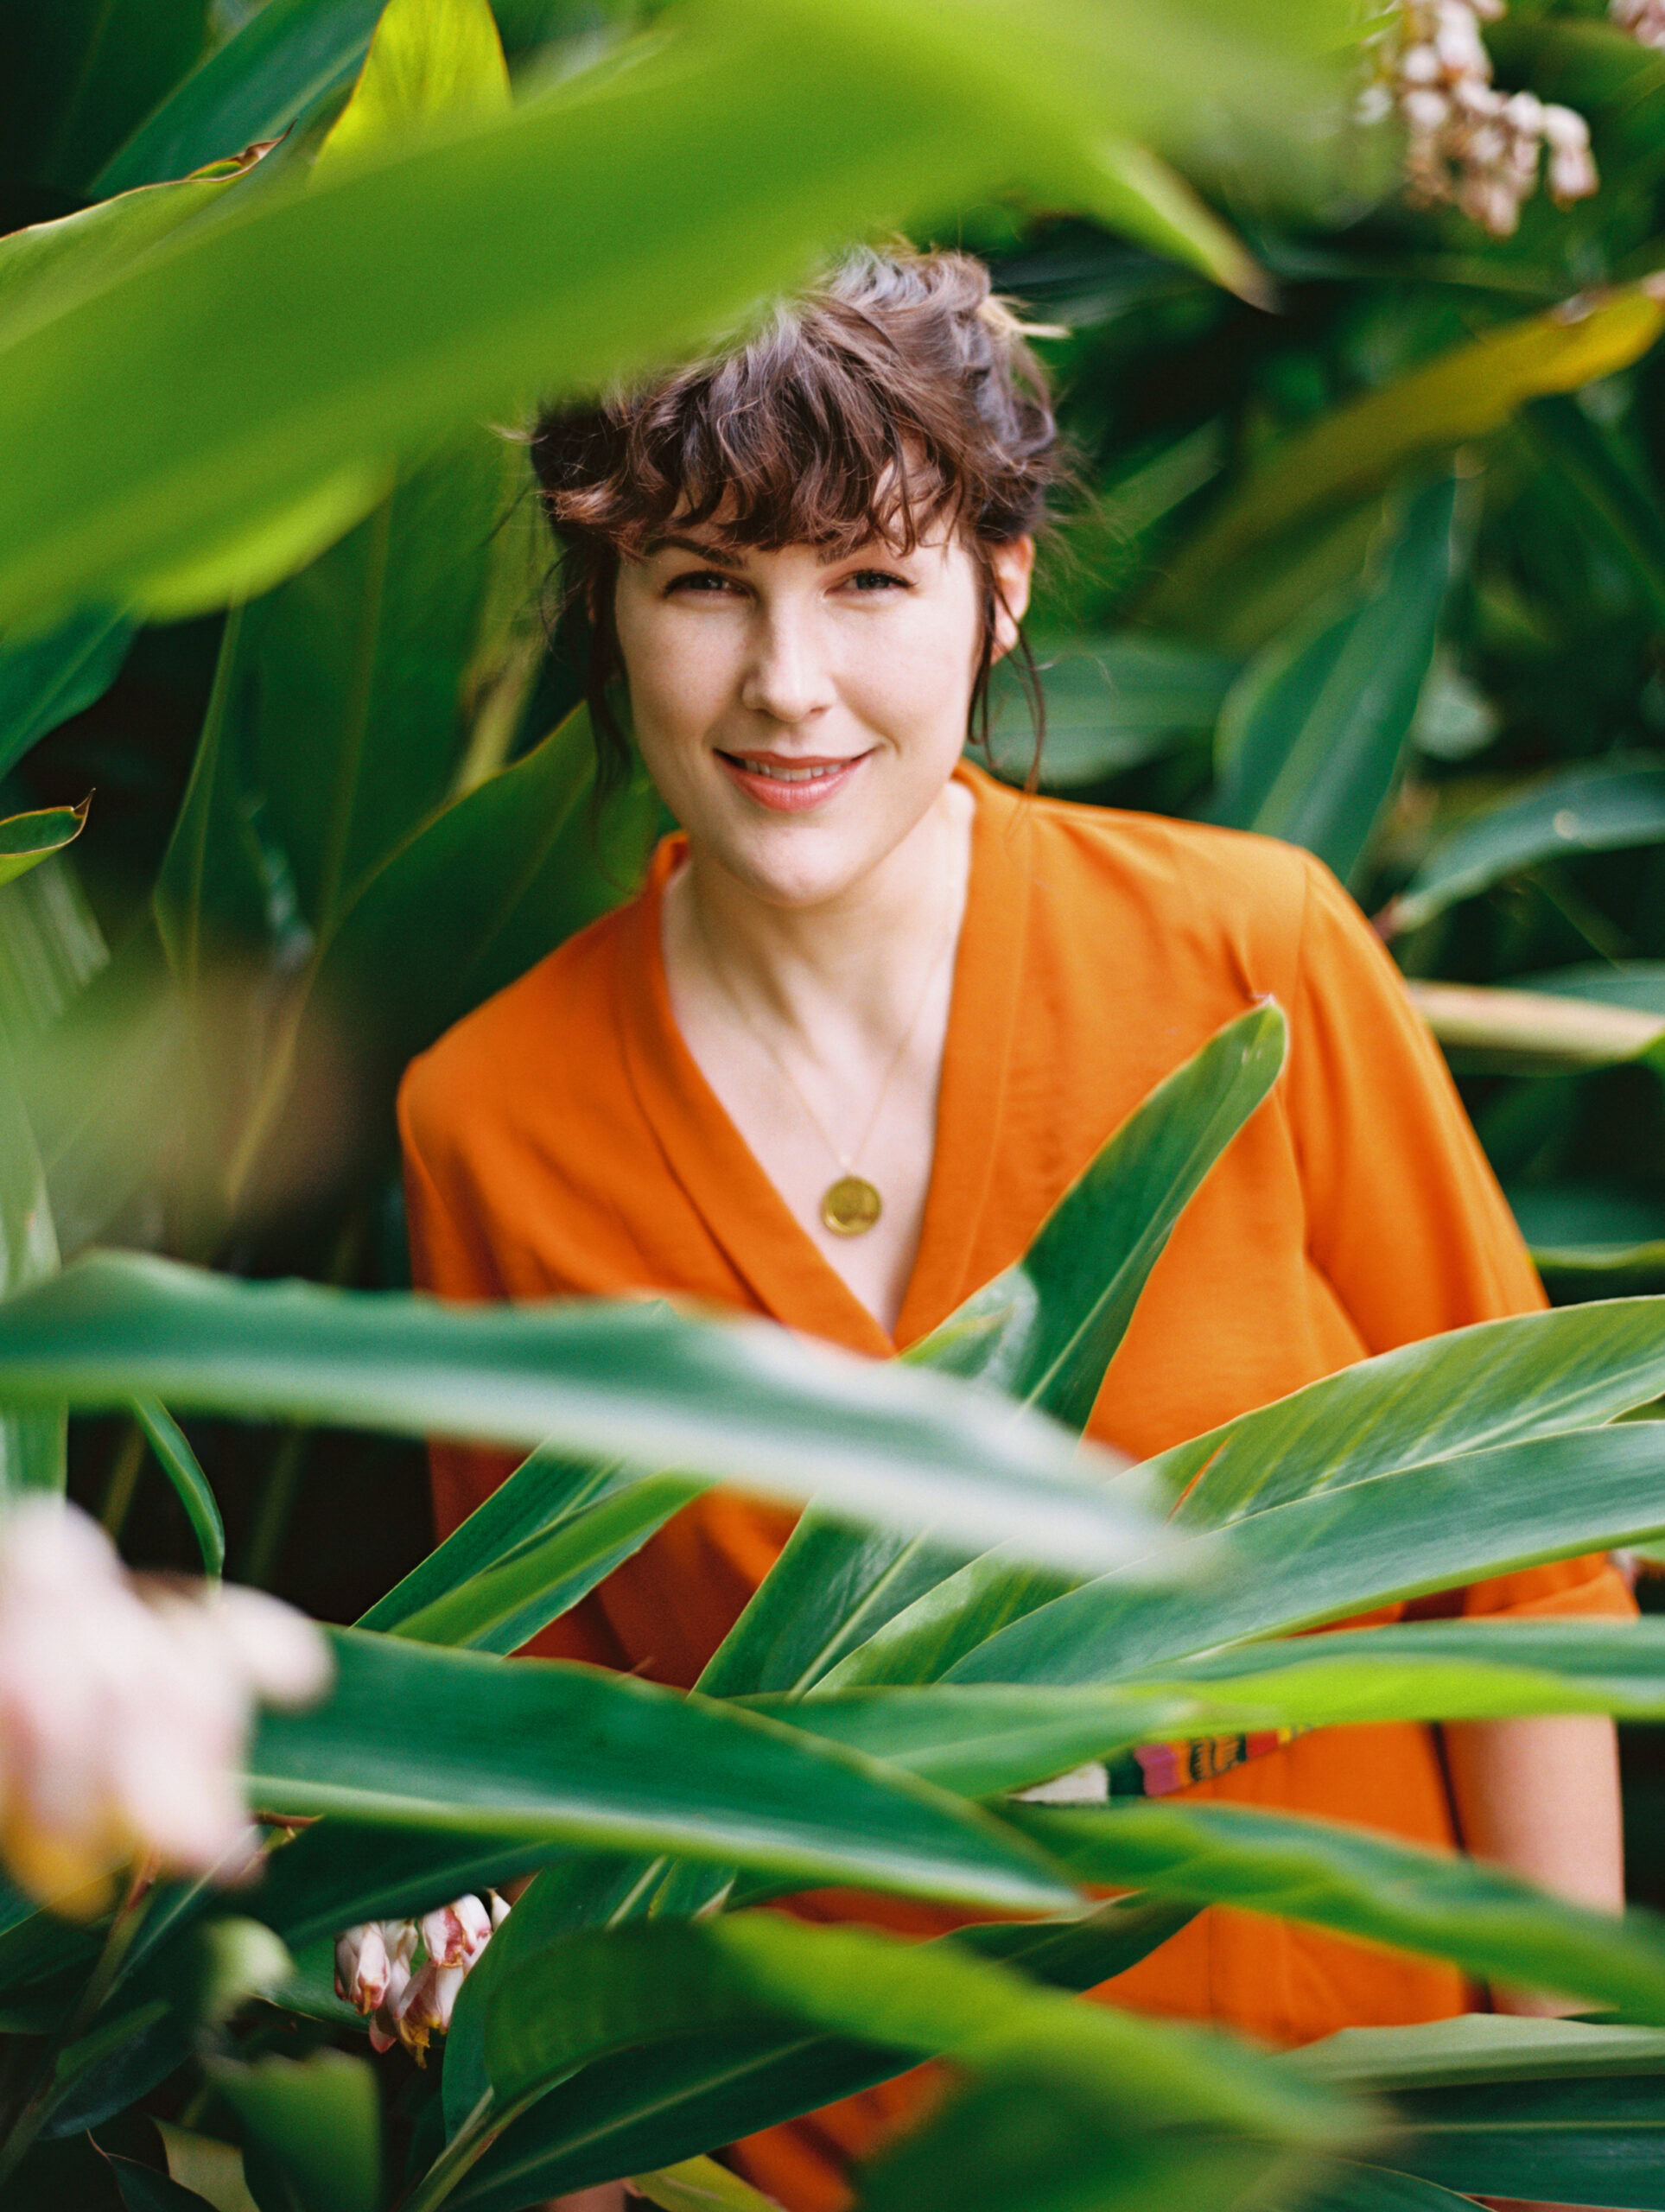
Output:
[1009, 781, 1327, 980]
[397, 895, 636, 1180]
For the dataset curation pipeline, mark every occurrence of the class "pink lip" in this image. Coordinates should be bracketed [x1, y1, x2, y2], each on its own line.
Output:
[716, 750, 868, 812]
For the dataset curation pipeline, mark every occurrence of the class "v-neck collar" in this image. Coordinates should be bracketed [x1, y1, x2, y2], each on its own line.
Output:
[613, 760, 1033, 1357]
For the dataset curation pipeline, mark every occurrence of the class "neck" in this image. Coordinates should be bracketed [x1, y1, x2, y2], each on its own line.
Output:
[670, 777, 975, 1046]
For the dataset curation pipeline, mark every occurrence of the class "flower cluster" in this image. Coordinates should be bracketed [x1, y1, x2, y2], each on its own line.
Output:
[1361, 0, 1598, 236]
[335, 1890, 510, 2060]
[0, 1500, 330, 1912]
[1612, 0, 1665, 52]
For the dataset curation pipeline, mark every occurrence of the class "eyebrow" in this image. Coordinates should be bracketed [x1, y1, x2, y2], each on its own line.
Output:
[642, 533, 748, 569]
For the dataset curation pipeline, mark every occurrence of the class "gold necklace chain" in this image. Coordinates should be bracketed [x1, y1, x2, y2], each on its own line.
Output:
[693, 886, 959, 1238]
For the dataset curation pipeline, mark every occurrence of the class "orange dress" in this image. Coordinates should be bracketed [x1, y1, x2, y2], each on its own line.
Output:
[399, 760, 1633, 2209]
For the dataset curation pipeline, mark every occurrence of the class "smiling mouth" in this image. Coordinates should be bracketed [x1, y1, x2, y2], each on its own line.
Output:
[717, 753, 866, 783]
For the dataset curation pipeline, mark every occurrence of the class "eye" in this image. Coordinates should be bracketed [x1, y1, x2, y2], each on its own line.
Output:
[842, 568, 911, 594]
[664, 568, 743, 597]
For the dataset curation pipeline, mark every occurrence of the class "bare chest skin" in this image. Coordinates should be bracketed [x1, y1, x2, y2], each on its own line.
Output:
[662, 784, 973, 1336]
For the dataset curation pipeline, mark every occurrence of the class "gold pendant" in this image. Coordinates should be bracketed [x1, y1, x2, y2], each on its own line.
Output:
[821, 1174, 882, 1237]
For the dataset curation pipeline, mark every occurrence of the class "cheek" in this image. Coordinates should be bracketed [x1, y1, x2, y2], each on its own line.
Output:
[845, 592, 982, 743]
[614, 597, 734, 738]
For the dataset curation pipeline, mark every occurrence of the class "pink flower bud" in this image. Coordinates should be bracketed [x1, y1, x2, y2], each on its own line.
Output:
[1541, 103, 1591, 151]
[419, 1893, 493, 1968]
[1401, 86, 1451, 131]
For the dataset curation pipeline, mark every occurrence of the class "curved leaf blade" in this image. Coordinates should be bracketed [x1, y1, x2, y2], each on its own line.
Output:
[130, 1399, 223, 1576]
[1387, 759, 1665, 938]
[0, 1251, 1160, 1574]
[250, 1630, 1077, 1913]
[0, 802, 89, 891]
[1011, 1798, 1665, 2023]
[952, 1421, 1665, 1686]
[1150, 1294, 1665, 1530]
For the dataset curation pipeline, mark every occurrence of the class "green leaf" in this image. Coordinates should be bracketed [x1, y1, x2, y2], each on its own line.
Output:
[1210, 474, 1458, 884]
[1293, 2011, 1665, 2090]
[93, 0, 386, 193]
[0, 610, 132, 784]
[210, 2049, 381, 2212]
[700, 1005, 1286, 1700]
[747, 1616, 1665, 1797]
[0, 1251, 1160, 1575]
[173, 435, 513, 954]
[1152, 284, 1665, 609]
[0, 1013, 62, 1496]
[1516, 391, 1665, 632]
[985, 632, 1241, 791]
[0, 801, 89, 890]
[131, 1400, 223, 1575]
[0, 172, 238, 363]
[442, 1895, 1197, 2206]
[367, 1468, 698, 1651]
[480, 1914, 1359, 2149]
[128, 463, 395, 626]
[1388, 2072, 1665, 2209]
[1296, 2165, 1481, 2212]
[107, 2160, 219, 2212]
[856, 2085, 1281, 2212]
[1009, 1798, 1665, 2022]
[629, 2156, 782, 2212]
[950, 1421, 1665, 1686]
[912, 1003, 1289, 1422]
[315, 0, 510, 174]
[1150, 1294, 1665, 1530]
[1385, 759, 1665, 938]
[743, 1618, 1665, 1797]
[249, 1629, 1078, 1914]
[2, 0, 214, 195]
[0, 0, 1342, 633]
[289, 702, 658, 1084]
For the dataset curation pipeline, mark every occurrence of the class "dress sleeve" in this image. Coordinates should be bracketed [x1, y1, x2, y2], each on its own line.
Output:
[396, 1058, 630, 1668]
[1286, 855, 1634, 1623]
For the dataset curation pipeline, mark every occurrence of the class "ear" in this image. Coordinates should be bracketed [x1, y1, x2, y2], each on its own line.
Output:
[988, 535, 1035, 658]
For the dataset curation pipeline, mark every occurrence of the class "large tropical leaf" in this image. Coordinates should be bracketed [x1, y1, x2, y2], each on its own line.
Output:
[359, 1446, 696, 1652]
[1010, 1799, 1665, 2022]
[986, 633, 1241, 791]
[449, 1914, 1357, 2212]
[743, 1619, 1665, 1796]
[1151, 284, 1665, 610]
[950, 1421, 1665, 1685]
[1384, 759, 1665, 938]
[1385, 2074, 1665, 2209]
[0, 0, 1344, 633]
[699, 1006, 1286, 1704]
[1147, 1294, 1665, 1529]
[249, 1629, 1076, 1913]
[1210, 473, 1458, 884]
[0, 1250, 1159, 1573]
[0, 609, 131, 785]
[157, 433, 513, 962]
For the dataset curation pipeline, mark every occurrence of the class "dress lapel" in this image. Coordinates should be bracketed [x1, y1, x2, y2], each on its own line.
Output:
[892, 763, 1032, 1349]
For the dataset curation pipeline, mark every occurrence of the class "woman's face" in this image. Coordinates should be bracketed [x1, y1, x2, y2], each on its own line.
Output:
[612, 522, 1033, 908]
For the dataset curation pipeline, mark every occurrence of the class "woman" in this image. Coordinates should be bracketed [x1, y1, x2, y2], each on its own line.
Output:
[399, 249, 1632, 2212]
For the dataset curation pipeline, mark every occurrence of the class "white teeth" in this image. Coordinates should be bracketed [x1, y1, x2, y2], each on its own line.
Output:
[734, 757, 848, 783]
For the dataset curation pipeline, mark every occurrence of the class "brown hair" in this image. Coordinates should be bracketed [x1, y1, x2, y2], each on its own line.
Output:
[530, 245, 1060, 789]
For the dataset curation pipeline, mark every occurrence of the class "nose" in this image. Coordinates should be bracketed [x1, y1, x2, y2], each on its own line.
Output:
[738, 597, 835, 727]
